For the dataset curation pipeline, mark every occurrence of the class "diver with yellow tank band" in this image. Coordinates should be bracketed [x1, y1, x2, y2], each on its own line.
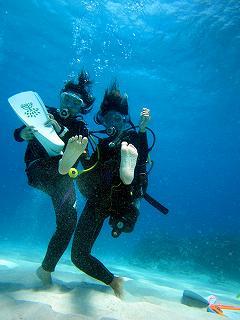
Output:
[57, 82, 169, 298]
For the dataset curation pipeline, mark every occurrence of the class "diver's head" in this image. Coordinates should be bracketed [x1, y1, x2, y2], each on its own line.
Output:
[95, 82, 129, 134]
[60, 69, 95, 118]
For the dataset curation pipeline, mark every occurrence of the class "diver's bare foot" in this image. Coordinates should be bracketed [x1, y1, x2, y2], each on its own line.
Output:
[36, 266, 52, 286]
[120, 141, 138, 185]
[58, 135, 88, 175]
[110, 276, 124, 299]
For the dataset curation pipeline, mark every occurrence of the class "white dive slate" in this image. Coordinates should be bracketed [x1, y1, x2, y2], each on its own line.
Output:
[8, 91, 65, 156]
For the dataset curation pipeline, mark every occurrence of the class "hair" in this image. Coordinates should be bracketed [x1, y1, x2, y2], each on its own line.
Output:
[99, 81, 129, 116]
[61, 70, 95, 109]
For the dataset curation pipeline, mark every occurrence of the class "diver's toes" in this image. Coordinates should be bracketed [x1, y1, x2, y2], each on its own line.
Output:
[121, 141, 128, 147]
[82, 137, 88, 147]
[128, 144, 138, 154]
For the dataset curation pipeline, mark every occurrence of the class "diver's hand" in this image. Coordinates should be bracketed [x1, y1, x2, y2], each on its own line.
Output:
[20, 126, 37, 140]
[45, 113, 61, 134]
[139, 108, 151, 132]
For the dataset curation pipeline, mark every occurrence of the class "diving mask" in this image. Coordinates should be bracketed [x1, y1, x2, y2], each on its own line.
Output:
[102, 111, 128, 131]
[60, 91, 84, 115]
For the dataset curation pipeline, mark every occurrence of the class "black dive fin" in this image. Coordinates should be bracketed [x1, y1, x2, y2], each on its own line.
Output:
[181, 290, 209, 308]
[143, 193, 169, 215]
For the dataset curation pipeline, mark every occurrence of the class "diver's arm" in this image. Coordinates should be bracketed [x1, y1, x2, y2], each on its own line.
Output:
[45, 107, 68, 138]
[137, 107, 150, 165]
[137, 131, 148, 166]
[132, 110, 150, 195]
[45, 113, 62, 134]
[139, 107, 150, 133]
[45, 110, 68, 137]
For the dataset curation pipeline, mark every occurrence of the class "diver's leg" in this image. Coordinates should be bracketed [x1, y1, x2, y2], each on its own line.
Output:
[26, 162, 54, 285]
[39, 176, 77, 284]
[58, 135, 88, 175]
[71, 201, 112, 282]
[120, 141, 138, 185]
[26, 161, 77, 285]
[71, 201, 124, 298]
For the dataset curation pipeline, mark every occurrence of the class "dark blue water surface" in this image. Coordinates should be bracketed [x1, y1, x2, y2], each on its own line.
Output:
[0, 0, 239, 279]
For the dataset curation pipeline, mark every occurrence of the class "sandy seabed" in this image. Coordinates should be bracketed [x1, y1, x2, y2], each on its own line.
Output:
[0, 251, 239, 320]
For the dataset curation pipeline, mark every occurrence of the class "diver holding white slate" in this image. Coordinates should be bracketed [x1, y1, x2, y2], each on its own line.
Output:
[12, 70, 95, 286]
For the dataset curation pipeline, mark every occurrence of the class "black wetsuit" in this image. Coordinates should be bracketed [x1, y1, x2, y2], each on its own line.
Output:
[14, 107, 88, 272]
[71, 129, 148, 284]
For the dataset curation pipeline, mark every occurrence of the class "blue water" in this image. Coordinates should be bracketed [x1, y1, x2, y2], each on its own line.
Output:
[0, 1, 239, 280]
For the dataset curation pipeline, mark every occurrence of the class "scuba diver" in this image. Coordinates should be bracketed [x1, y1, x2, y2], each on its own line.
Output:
[58, 82, 157, 298]
[13, 70, 94, 286]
